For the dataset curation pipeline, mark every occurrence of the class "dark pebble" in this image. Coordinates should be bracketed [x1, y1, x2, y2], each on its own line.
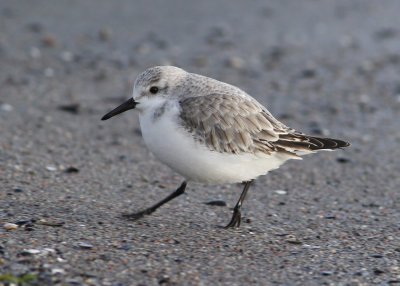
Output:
[15, 219, 32, 226]
[26, 22, 44, 33]
[24, 226, 35, 231]
[58, 103, 80, 114]
[370, 254, 384, 258]
[373, 268, 385, 275]
[64, 166, 79, 173]
[39, 220, 65, 227]
[13, 188, 24, 193]
[116, 244, 132, 250]
[324, 216, 336, 219]
[336, 157, 351, 163]
[301, 68, 316, 78]
[362, 203, 380, 208]
[204, 200, 227, 206]
[374, 27, 397, 40]
[158, 277, 170, 285]
[320, 271, 333, 276]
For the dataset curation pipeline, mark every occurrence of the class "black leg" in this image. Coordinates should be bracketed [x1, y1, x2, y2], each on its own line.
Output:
[225, 180, 254, 228]
[123, 181, 187, 221]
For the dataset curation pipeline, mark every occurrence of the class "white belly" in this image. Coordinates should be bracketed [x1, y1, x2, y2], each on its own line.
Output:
[139, 107, 296, 184]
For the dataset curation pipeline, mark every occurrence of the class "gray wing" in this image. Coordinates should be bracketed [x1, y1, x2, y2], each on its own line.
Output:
[179, 94, 349, 156]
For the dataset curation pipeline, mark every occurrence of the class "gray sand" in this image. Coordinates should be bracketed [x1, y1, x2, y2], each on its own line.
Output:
[1, 1, 400, 285]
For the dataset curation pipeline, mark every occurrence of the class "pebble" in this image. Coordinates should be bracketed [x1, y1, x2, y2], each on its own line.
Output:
[44, 67, 55, 77]
[29, 46, 41, 58]
[336, 157, 351, 164]
[99, 27, 112, 41]
[13, 188, 24, 193]
[225, 56, 244, 69]
[192, 55, 208, 67]
[51, 268, 65, 274]
[77, 242, 94, 249]
[61, 51, 73, 62]
[58, 103, 80, 114]
[373, 268, 385, 275]
[15, 219, 32, 226]
[41, 34, 57, 47]
[46, 165, 57, 172]
[26, 22, 44, 33]
[116, 244, 132, 250]
[0, 103, 13, 111]
[19, 249, 41, 255]
[64, 166, 79, 173]
[39, 219, 65, 227]
[204, 200, 227, 206]
[273, 190, 287, 195]
[3, 223, 18, 230]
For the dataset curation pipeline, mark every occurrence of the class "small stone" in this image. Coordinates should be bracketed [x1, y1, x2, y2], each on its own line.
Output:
[285, 235, 302, 244]
[13, 188, 24, 193]
[41, 34, 57, 47]
[204, 200, 227, 206]
[0, 103, 13, 111]
[29, 47, 42, 59]
[375, 27, 397, 40]
[64, 166, 79, 173]
[58, 103, 80, 114]
[99, 27, 112, 41]
[192, 55, 208, 67]
[301, 68, 316, 78]
[78, 242, 94, 249]
[116, 244, 132, 250]
[46, 165, 57, 172]
[61, 51, 73, 62]
[15, 219, 32, 226]
[39, 219, 64, 227]
[286, 238, 302, 245]
[27, 22, 44, 33]
[320, 271, 333, 276]
[370, 254, 384, 258]
[336, 157, 350, 163]
[51, 268, 65, 274]
[273, 190, 287, 195]
[44, 67, 55, 77]
[19, 249, 41, 255]
[225, 56, 244, 69]
[373, 268, 385, 275]
[3, 223, 18, 230]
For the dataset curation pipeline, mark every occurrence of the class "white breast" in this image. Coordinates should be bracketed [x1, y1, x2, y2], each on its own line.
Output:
[138, 101, 297, 184]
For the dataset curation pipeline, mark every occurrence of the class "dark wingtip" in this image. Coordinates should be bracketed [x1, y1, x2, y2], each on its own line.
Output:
[309, 137, 350, 150]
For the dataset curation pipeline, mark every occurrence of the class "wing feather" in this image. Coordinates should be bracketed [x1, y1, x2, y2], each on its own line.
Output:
[179, 94, 349, 155]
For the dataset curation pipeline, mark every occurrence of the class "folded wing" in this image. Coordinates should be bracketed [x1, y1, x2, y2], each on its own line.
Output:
[179, 94, 349, 157]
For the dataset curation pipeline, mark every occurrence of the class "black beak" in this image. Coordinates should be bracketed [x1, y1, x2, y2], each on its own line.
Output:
[101, 98, 137, 120]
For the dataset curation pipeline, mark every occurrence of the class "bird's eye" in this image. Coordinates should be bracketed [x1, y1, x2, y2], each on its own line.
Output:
[149, 86, 159, 94]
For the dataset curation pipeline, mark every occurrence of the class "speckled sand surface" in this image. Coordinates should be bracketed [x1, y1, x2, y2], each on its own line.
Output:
[1, 1, 400, 285]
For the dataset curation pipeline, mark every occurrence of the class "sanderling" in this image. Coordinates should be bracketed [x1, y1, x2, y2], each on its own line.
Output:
[102, 66, 350, 228]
